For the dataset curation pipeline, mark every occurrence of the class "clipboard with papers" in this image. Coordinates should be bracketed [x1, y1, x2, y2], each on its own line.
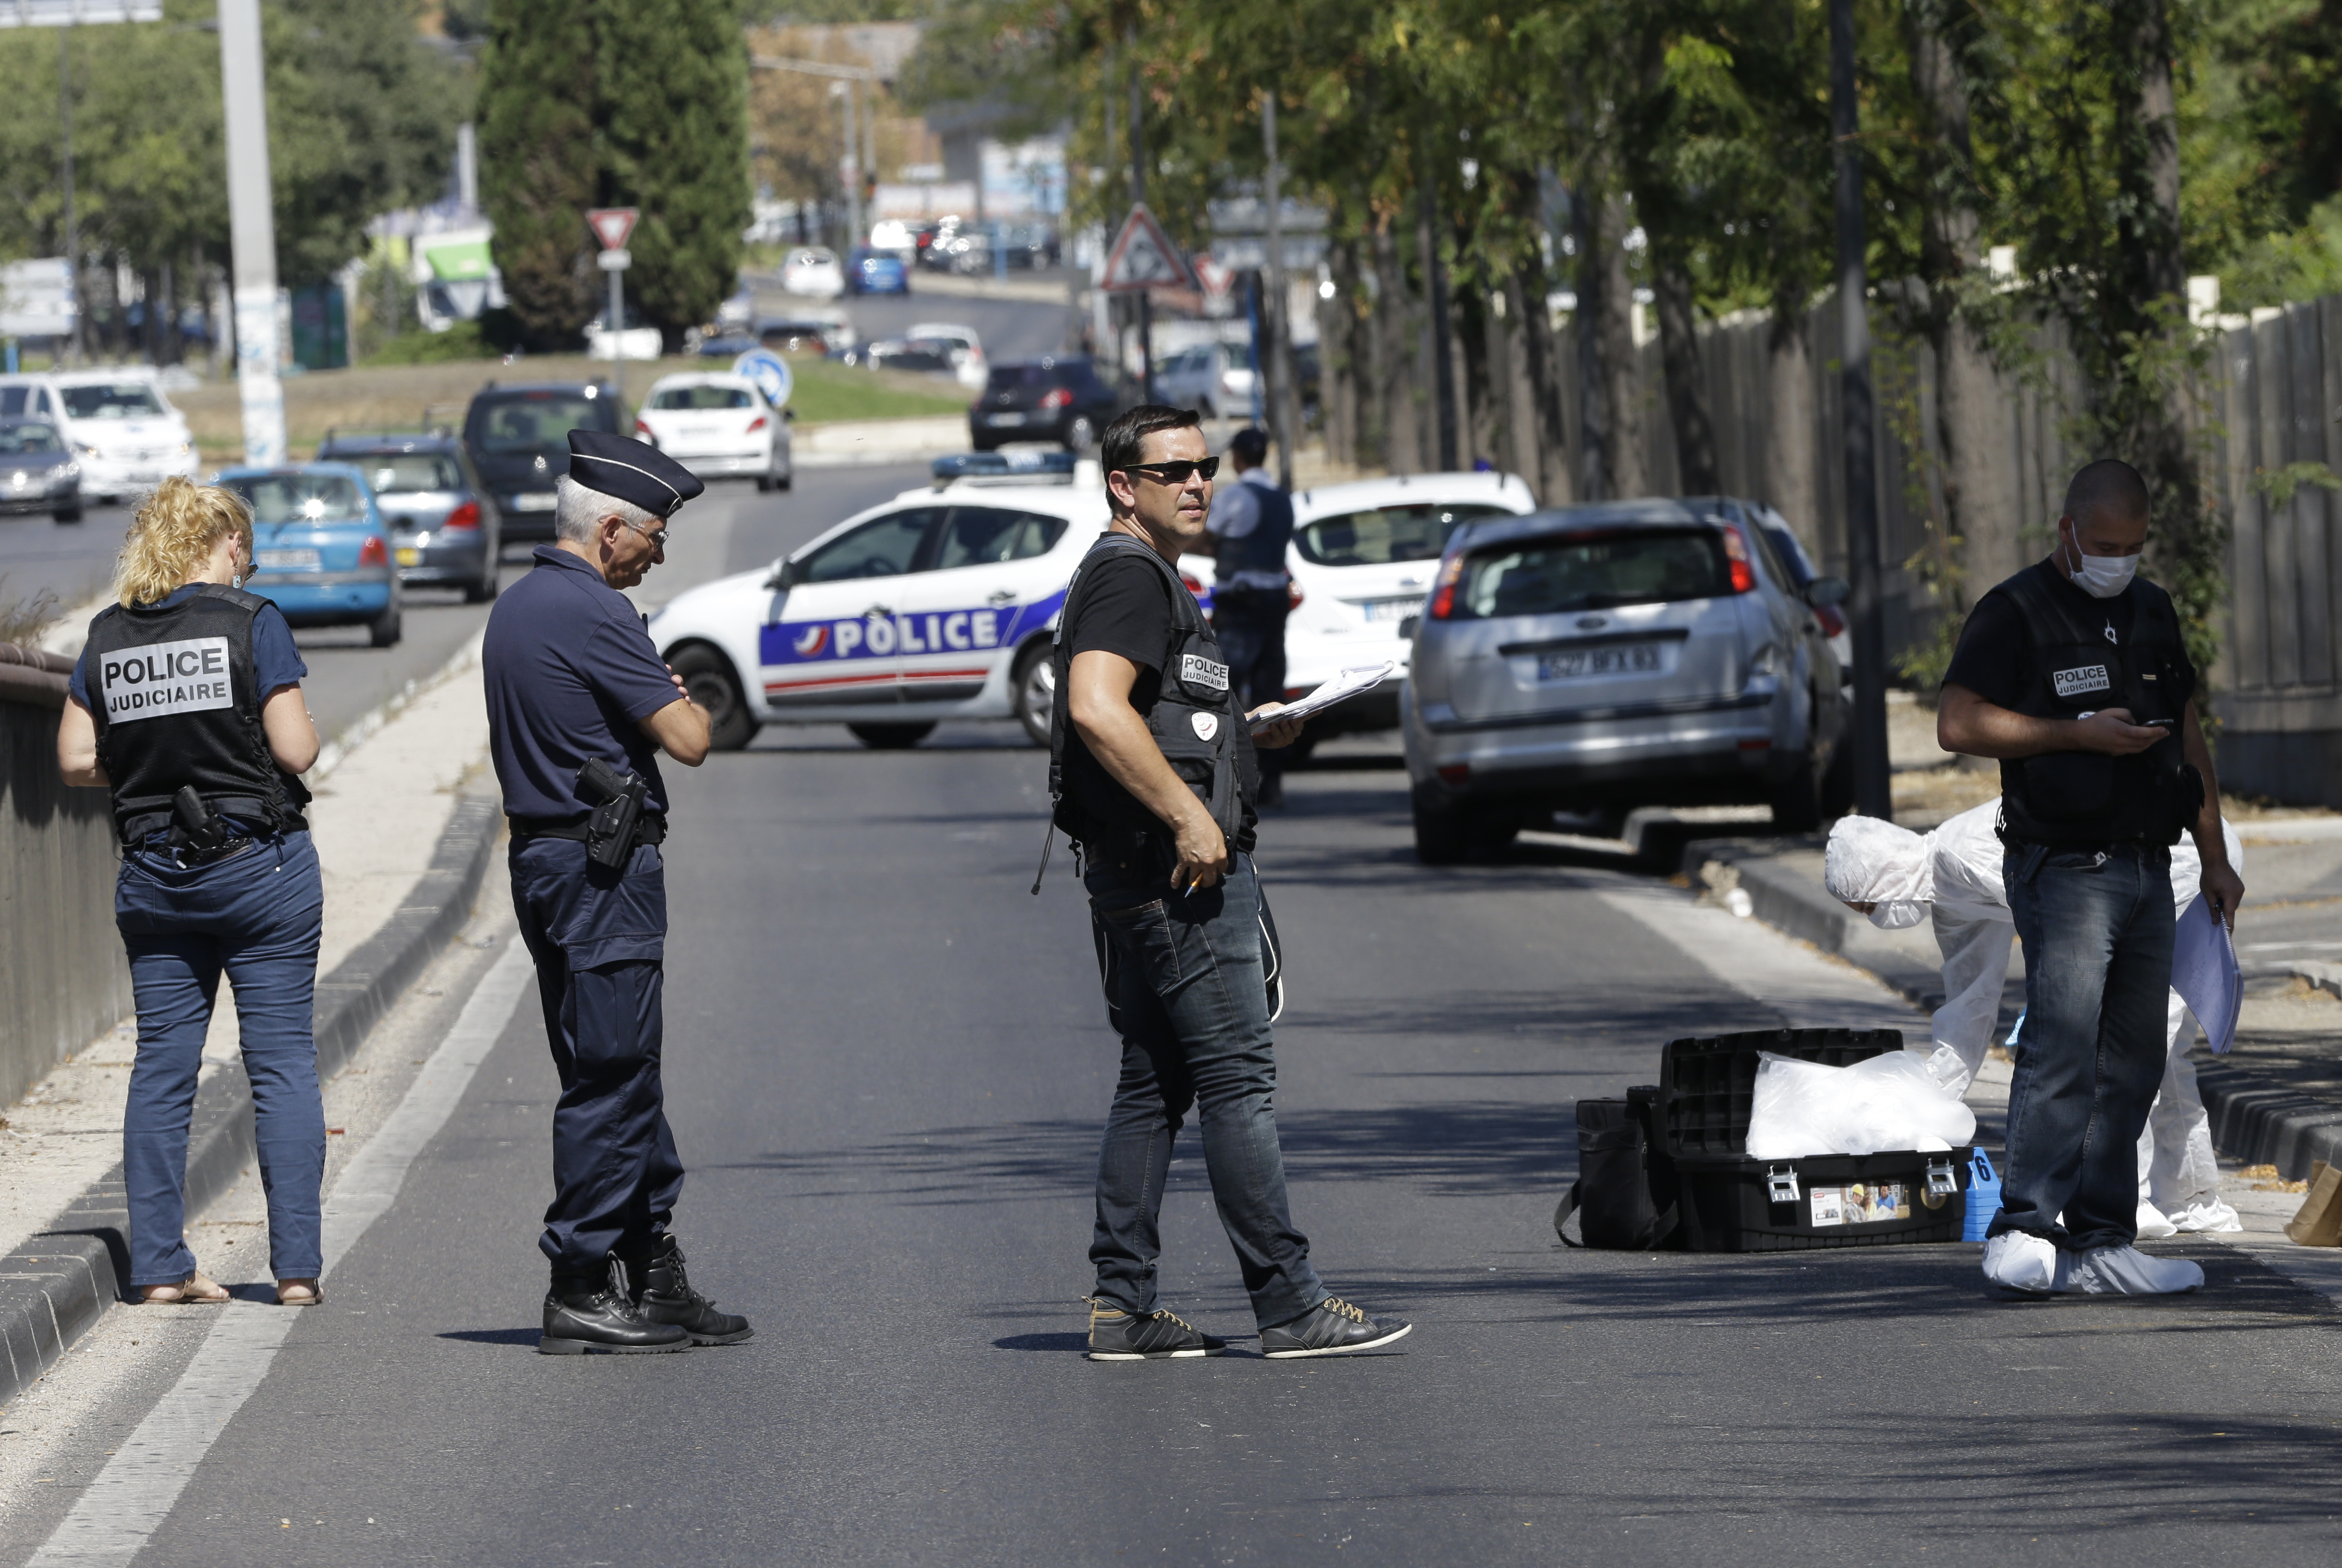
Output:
[2170, 894, 2242, 1054]
[1247, 661, 1400, 736]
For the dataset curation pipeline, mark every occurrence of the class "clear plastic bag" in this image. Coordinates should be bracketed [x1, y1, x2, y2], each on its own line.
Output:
[1744, 1049, 1979, 1159]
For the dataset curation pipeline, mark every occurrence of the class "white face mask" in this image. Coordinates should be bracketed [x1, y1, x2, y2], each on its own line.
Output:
[2061, 525, 2138, 599]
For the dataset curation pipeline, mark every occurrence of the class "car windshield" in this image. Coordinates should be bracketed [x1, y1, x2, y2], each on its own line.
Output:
[59, 383, 165, 420]
[1296, 502, 1516, 567]
[363, 455, 463, 493]
[1455, 527, 1733, 618]
[222, 473, 369, 525]
[468, 395, 605, 453]
[0, 421, 62, 454]
[649, 385, 754, 410]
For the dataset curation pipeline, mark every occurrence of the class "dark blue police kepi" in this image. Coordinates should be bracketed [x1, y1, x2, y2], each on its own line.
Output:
[567, 429, 705, 518]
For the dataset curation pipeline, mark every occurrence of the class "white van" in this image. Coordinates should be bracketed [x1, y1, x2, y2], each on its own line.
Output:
[0, 370, 199, 503]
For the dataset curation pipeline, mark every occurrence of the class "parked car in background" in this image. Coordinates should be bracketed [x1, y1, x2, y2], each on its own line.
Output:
[970, 357, 1122, 452]
[831, 339, 960, 376]
[998, 223, 1060, 269]
[460, 381, 628, 545]
[758, 310, 852, 353]
[1748, 504, 1850, 670]
[1152, 342, 1255, 418]
[316, 430, 503, 602]
[0, 370, 198, 503]
[213, 462, 401, 647]
[634, 372, 792, 492]
[781, 247, 846, 299]
[0, 418, 82, 521]
[867, 219, 920, 257]
[846, 248, 911, 295]
[1401, 497, 1849, 860]
[908, 322, 988, 391]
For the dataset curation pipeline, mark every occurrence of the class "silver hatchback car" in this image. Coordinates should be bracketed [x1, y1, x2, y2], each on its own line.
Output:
[1401, 497, 1850, 862]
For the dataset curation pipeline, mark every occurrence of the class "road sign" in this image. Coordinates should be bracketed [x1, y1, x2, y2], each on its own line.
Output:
[733, 349, 794, 410]
[597, 249, 631, 272]
[1100, 204, 1193, 293]
[1194, 252, 1235, 304]
[587, 207, 638, 252]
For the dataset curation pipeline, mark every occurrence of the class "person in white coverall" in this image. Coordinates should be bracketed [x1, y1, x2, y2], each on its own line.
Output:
[1823, 799, 2244, 1238]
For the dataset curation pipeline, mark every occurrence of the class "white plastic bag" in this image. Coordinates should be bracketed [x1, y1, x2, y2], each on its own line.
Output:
[1744, 1049, 1978, 1159]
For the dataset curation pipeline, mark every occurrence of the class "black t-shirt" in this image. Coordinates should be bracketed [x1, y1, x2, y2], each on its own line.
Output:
[1061, 547, 1258, 850]
[1943, 560, 2195, 713]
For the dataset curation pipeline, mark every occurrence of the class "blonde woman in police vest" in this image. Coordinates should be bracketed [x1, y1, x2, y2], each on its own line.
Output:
[56, 476, 327, 1308]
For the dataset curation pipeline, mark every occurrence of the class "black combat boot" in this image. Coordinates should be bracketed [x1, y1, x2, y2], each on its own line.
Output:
[539, 1256, 691, 1355]
[638, 1234, 753, 1346]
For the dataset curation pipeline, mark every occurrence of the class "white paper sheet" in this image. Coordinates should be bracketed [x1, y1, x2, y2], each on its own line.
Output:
[1248, 661, 1399, 735]
[2171, 894, 2242, 1055]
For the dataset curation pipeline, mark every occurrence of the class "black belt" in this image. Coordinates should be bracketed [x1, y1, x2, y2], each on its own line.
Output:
[510, 813, 668, 847]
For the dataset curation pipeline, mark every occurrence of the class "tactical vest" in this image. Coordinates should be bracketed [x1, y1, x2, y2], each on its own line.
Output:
[1217, 479, 1295, 584]
[1045, 534, 1249, 851]
[83, 584, 310, 844]
[1992, 565, 2199, 846]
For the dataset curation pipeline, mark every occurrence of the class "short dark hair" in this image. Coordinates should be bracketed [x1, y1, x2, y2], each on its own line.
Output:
[1229, 426, 1270, 464]
[1100, 404, 1201, 480]
[2063, 458, 2152, 527]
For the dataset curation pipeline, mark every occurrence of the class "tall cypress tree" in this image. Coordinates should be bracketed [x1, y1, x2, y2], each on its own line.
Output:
[478, 0, 598, 350]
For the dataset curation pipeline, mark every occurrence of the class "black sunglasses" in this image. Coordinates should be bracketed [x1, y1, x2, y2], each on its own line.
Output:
[1119, 456, 1220, 485]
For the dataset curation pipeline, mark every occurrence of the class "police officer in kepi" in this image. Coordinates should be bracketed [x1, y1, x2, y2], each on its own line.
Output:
[1939, 457, 2246, 1299]
[1041, 403, 1411, 1360]
[1203, 426, 1297, 805]
[483, 430, 752, 1355]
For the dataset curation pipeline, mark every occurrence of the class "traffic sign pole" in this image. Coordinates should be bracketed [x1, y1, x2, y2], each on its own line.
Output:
[587, 209, 639, 394]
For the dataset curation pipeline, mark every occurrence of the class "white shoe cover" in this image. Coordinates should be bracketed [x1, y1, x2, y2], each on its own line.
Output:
[2168, 1198, 2243, 1234]
[2061, 1244, 2204, 1296]
[2135, 1203, 2178, 1240]
[1983, 1231, 2059, 1294]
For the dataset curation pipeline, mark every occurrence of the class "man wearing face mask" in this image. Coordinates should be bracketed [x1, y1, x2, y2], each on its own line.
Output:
[1937, 458, 2245, 1298]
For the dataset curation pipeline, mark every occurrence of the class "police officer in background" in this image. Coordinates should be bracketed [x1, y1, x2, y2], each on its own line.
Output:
[1203, 427, 1296, 805]
[483, 431, 751, 1355]
[1938, 457, 2246, 1299]
[1047, 404, 1410, 1360]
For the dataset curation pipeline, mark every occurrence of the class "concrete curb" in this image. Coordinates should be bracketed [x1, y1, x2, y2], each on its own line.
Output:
[0, 795, 500, 1406]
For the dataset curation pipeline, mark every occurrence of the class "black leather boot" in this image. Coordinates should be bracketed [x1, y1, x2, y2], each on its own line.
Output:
[639, 1234, 753, 1346]
[539, 1256, 691, 1355]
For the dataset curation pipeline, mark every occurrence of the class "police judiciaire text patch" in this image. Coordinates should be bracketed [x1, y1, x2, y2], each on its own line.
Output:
[2052, 664, 2112, 700]
[101, 636, 234, 722]
[1178, 653, 1229, 692]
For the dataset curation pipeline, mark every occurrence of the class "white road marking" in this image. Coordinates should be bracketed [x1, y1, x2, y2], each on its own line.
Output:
[28, 941, 535, 1566]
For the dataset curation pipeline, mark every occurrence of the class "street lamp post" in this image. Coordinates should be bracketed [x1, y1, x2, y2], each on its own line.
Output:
[217, 0, 284, 466]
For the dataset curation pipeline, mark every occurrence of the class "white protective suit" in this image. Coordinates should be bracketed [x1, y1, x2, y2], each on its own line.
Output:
[1823, 800, 2244, 1233]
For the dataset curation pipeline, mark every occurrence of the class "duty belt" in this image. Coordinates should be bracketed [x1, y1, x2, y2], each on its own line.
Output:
[509, 813, 669, 849]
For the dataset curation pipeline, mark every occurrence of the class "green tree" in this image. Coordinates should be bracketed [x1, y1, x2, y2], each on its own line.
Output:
[478, 0, 599, 350]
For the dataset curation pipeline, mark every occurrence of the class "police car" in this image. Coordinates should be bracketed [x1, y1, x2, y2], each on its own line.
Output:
[650, 452, 1174, 751]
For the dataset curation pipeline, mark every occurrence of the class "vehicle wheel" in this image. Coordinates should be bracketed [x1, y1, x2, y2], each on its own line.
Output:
[367, 600, 402, 648]
[672, 643, 757, 751]
[848, 722, 935, 749]
[1412, 785, 1470, 866]
[1466, 807, 1522, 857]
[775, 471, 792, 491]
[972, 437, 999, 454]
[1064, 416, 1096, 452]
[1768, 750, 1826, 833]
[756, 473, 776, 492]
[51, 505, 81, 524]
[1012, 640, 1055, 748]
[463, 571, 498, 604]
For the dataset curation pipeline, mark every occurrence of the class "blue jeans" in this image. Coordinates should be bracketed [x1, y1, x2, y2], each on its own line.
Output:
[1993, 842, 2174, 1252]
[117, 831, 326, 1288]
[1086, 851, 1322, 1328]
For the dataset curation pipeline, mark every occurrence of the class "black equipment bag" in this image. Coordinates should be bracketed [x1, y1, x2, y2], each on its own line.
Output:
[1553, 1086, 1681, 1249]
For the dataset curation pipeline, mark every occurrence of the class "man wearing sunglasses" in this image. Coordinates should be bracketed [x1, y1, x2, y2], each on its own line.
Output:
[1047, 404, 1413, 1361]
[482, 429, 754, 1356]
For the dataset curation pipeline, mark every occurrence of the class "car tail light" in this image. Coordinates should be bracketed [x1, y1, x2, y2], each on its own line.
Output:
[1437, 763, 1470, 786]
[747, 414, 767, 432]
[634, 419, 654, 437]
[1179, 570, 1207, 599]
[1721, 526, 1756, 594]
[442, 500, 481, 531]
[1815, 603, 1846, 638]
[1040, 387, 1073, 411]
[359, 535, 388, 567]
[1288, 580, 1305, 611]
[1427, 552, 1466, 620]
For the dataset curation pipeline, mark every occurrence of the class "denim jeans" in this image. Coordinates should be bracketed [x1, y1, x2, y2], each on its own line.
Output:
[1993, 841, 2175, 1252]
[116, 831, 326, 1288]
[1086, 850, 1323, 1328]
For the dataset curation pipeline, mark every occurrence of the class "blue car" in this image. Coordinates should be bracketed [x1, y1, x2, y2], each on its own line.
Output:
[213, 462, 402, 647]
[846, 247, 910, 295]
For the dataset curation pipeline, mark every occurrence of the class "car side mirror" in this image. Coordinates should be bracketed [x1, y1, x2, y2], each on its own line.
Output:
[765, 557, 798, 591]
[782, 406, 796, 421]
[1805, 576, 1849, 608]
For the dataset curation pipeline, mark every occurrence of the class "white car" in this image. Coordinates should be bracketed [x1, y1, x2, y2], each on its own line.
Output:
[909, 321, 988, 391]
[1182, 470, 1538, 748]
[633, 373, 792, 492]
[781, 247, 845, 299]
[0, 371, 198, 503]
[650, 455, 1156, 751]
[1153, 342, 1255, 418]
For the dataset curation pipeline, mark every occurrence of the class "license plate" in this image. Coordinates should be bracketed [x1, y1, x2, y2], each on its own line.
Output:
[512, 491, 558, 512]
[988, 411, 1027, 427]
[1359, 597, 1420, 624]
[256, 549, 321, 572]
[1536, 643, 1665, 680]
[395, 546, 422, 566]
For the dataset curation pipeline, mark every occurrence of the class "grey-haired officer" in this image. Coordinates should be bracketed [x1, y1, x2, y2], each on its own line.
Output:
[483, 429, 752, 1355]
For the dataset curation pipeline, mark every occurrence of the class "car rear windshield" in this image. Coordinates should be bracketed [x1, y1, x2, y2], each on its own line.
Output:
[985, 363, 1083, 392]
[59, 383, 165, 420]
[0, 421, 62, 453]
[1454, 527, 1733, 618]
[362, 455, 463, 493]
[467, 393, 610, 452]
[1295, 502, 1517, 567]
[222, 473, 368, 525]
[649, 385, 754, 410]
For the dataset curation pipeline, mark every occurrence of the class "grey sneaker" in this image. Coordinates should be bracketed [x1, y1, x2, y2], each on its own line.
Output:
[1087, 1299, 1227, 1361]
[1258, 1297, 1412, 1359]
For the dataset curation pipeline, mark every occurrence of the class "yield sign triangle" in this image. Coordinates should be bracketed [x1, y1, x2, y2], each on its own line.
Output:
[587, 207, 639, 251]
[1100, 204, 1193, 292]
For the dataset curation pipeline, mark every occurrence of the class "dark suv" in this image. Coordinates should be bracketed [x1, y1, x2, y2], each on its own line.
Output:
[461, 381, 628, 544]
[317, 430, 504, 602]
[969, 357, 1122, 452]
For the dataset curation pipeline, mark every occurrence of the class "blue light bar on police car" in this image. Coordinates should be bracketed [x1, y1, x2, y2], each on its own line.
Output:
[931, 450, 1077, 485]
